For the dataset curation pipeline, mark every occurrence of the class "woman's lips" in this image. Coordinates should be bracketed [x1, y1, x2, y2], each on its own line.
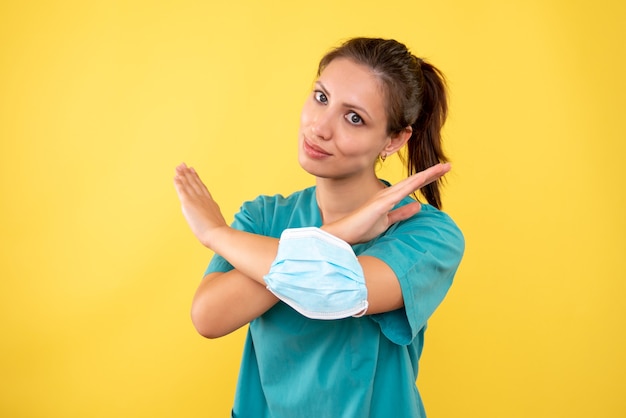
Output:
[303, 138, 332, 159]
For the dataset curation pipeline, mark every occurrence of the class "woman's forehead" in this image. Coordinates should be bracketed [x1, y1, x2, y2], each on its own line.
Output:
[318, 58, 387, 116]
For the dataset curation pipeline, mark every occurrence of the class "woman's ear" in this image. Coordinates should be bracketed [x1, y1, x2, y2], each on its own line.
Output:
[384, 126, 412, 155]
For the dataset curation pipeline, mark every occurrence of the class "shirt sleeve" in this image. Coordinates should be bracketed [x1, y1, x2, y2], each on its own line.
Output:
[361, 204, 465, 346]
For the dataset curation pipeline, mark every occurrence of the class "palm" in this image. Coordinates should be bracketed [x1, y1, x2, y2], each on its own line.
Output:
[173, 163, 227, 247]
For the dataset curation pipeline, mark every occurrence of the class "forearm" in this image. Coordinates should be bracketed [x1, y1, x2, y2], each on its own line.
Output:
[358, 255, 404, 314]
[191, 270, 279, 338]
[205, 226, 279, 284]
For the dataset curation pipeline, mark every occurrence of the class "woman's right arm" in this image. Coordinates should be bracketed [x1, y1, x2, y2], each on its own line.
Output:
[174, 163, 280, 338]
[191, 270, 279, 339]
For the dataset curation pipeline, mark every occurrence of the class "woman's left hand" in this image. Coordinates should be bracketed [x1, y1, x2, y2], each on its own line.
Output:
[173, 163, 228, 248]
[322, 163, 451, 244]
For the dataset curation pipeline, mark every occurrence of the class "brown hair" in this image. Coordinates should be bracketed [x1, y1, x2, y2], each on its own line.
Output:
[318, 37, 449, 209]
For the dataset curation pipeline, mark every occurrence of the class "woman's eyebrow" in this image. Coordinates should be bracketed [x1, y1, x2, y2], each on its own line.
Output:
[315, 81, 329, 95]
[315, 81, 372, 120]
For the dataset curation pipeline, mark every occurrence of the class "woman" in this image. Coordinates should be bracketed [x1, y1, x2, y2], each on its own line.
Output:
[174, 37, 464, 417]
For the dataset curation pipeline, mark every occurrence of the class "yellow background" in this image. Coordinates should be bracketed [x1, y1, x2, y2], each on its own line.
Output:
[1, 0, 624, 417]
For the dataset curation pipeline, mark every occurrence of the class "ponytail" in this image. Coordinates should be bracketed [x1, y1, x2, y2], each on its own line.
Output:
[407, 60, 448, 209]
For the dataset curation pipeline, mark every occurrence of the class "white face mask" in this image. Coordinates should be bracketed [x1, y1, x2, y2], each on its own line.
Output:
[264, 227, 369, 320]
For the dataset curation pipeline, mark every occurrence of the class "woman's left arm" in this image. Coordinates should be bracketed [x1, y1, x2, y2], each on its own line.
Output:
[320, 163, 453, 314]
[357, 256, 405, 314]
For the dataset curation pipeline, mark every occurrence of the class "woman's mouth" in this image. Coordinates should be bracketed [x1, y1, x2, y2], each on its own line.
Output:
[303, 138, 332, 159]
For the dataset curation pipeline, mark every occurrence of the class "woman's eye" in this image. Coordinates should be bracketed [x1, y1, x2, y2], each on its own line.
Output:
[346, 112, 363, 125]
[314, 91, 328, 104]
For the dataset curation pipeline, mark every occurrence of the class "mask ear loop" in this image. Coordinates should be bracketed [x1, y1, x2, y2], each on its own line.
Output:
[352, 306, 368, 317]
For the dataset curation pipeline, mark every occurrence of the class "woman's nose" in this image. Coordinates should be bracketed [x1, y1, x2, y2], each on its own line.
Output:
[311, 109, 332, 140]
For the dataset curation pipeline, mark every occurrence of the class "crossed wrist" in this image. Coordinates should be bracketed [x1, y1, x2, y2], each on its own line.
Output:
[320, 223, 351, 245]
[263, 227, 368, 320]
[200, 224, 232, 250]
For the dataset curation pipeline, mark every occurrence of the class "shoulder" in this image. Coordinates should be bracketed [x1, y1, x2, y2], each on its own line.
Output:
[233, 186, 319, 236]
[404, 200, 461, 231]
[394, 200, 464, 249]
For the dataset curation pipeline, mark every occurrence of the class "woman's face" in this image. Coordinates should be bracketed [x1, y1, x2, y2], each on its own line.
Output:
[298, 57, 393, 180]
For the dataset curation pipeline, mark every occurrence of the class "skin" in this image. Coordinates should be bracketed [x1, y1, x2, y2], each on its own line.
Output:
[174, 58, 451, 338]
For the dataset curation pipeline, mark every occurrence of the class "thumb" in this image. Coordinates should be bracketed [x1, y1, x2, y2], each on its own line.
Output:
[387, 201, 421, 225]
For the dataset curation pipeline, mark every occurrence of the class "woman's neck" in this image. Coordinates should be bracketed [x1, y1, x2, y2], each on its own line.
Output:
[315, 173, 386, 225]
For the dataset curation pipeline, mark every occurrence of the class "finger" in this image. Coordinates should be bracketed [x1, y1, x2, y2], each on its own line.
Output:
[176, 164, 211, 198]
[188, 167, 214, 198]
[387, 201, 422, 225]
[175, 163, 192, 182]
[174, 164, 198, 196]
[403, 163, 450, 190]
[173, 175, 193, 203]
[175, 162, 190, 177]
[385, 163, 450, 201]
[174, 163, 190, 191]
[415, 162, 451, 186]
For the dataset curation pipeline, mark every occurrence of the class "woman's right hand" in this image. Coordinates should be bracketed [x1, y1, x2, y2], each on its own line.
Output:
[173, 163, 229, 249]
